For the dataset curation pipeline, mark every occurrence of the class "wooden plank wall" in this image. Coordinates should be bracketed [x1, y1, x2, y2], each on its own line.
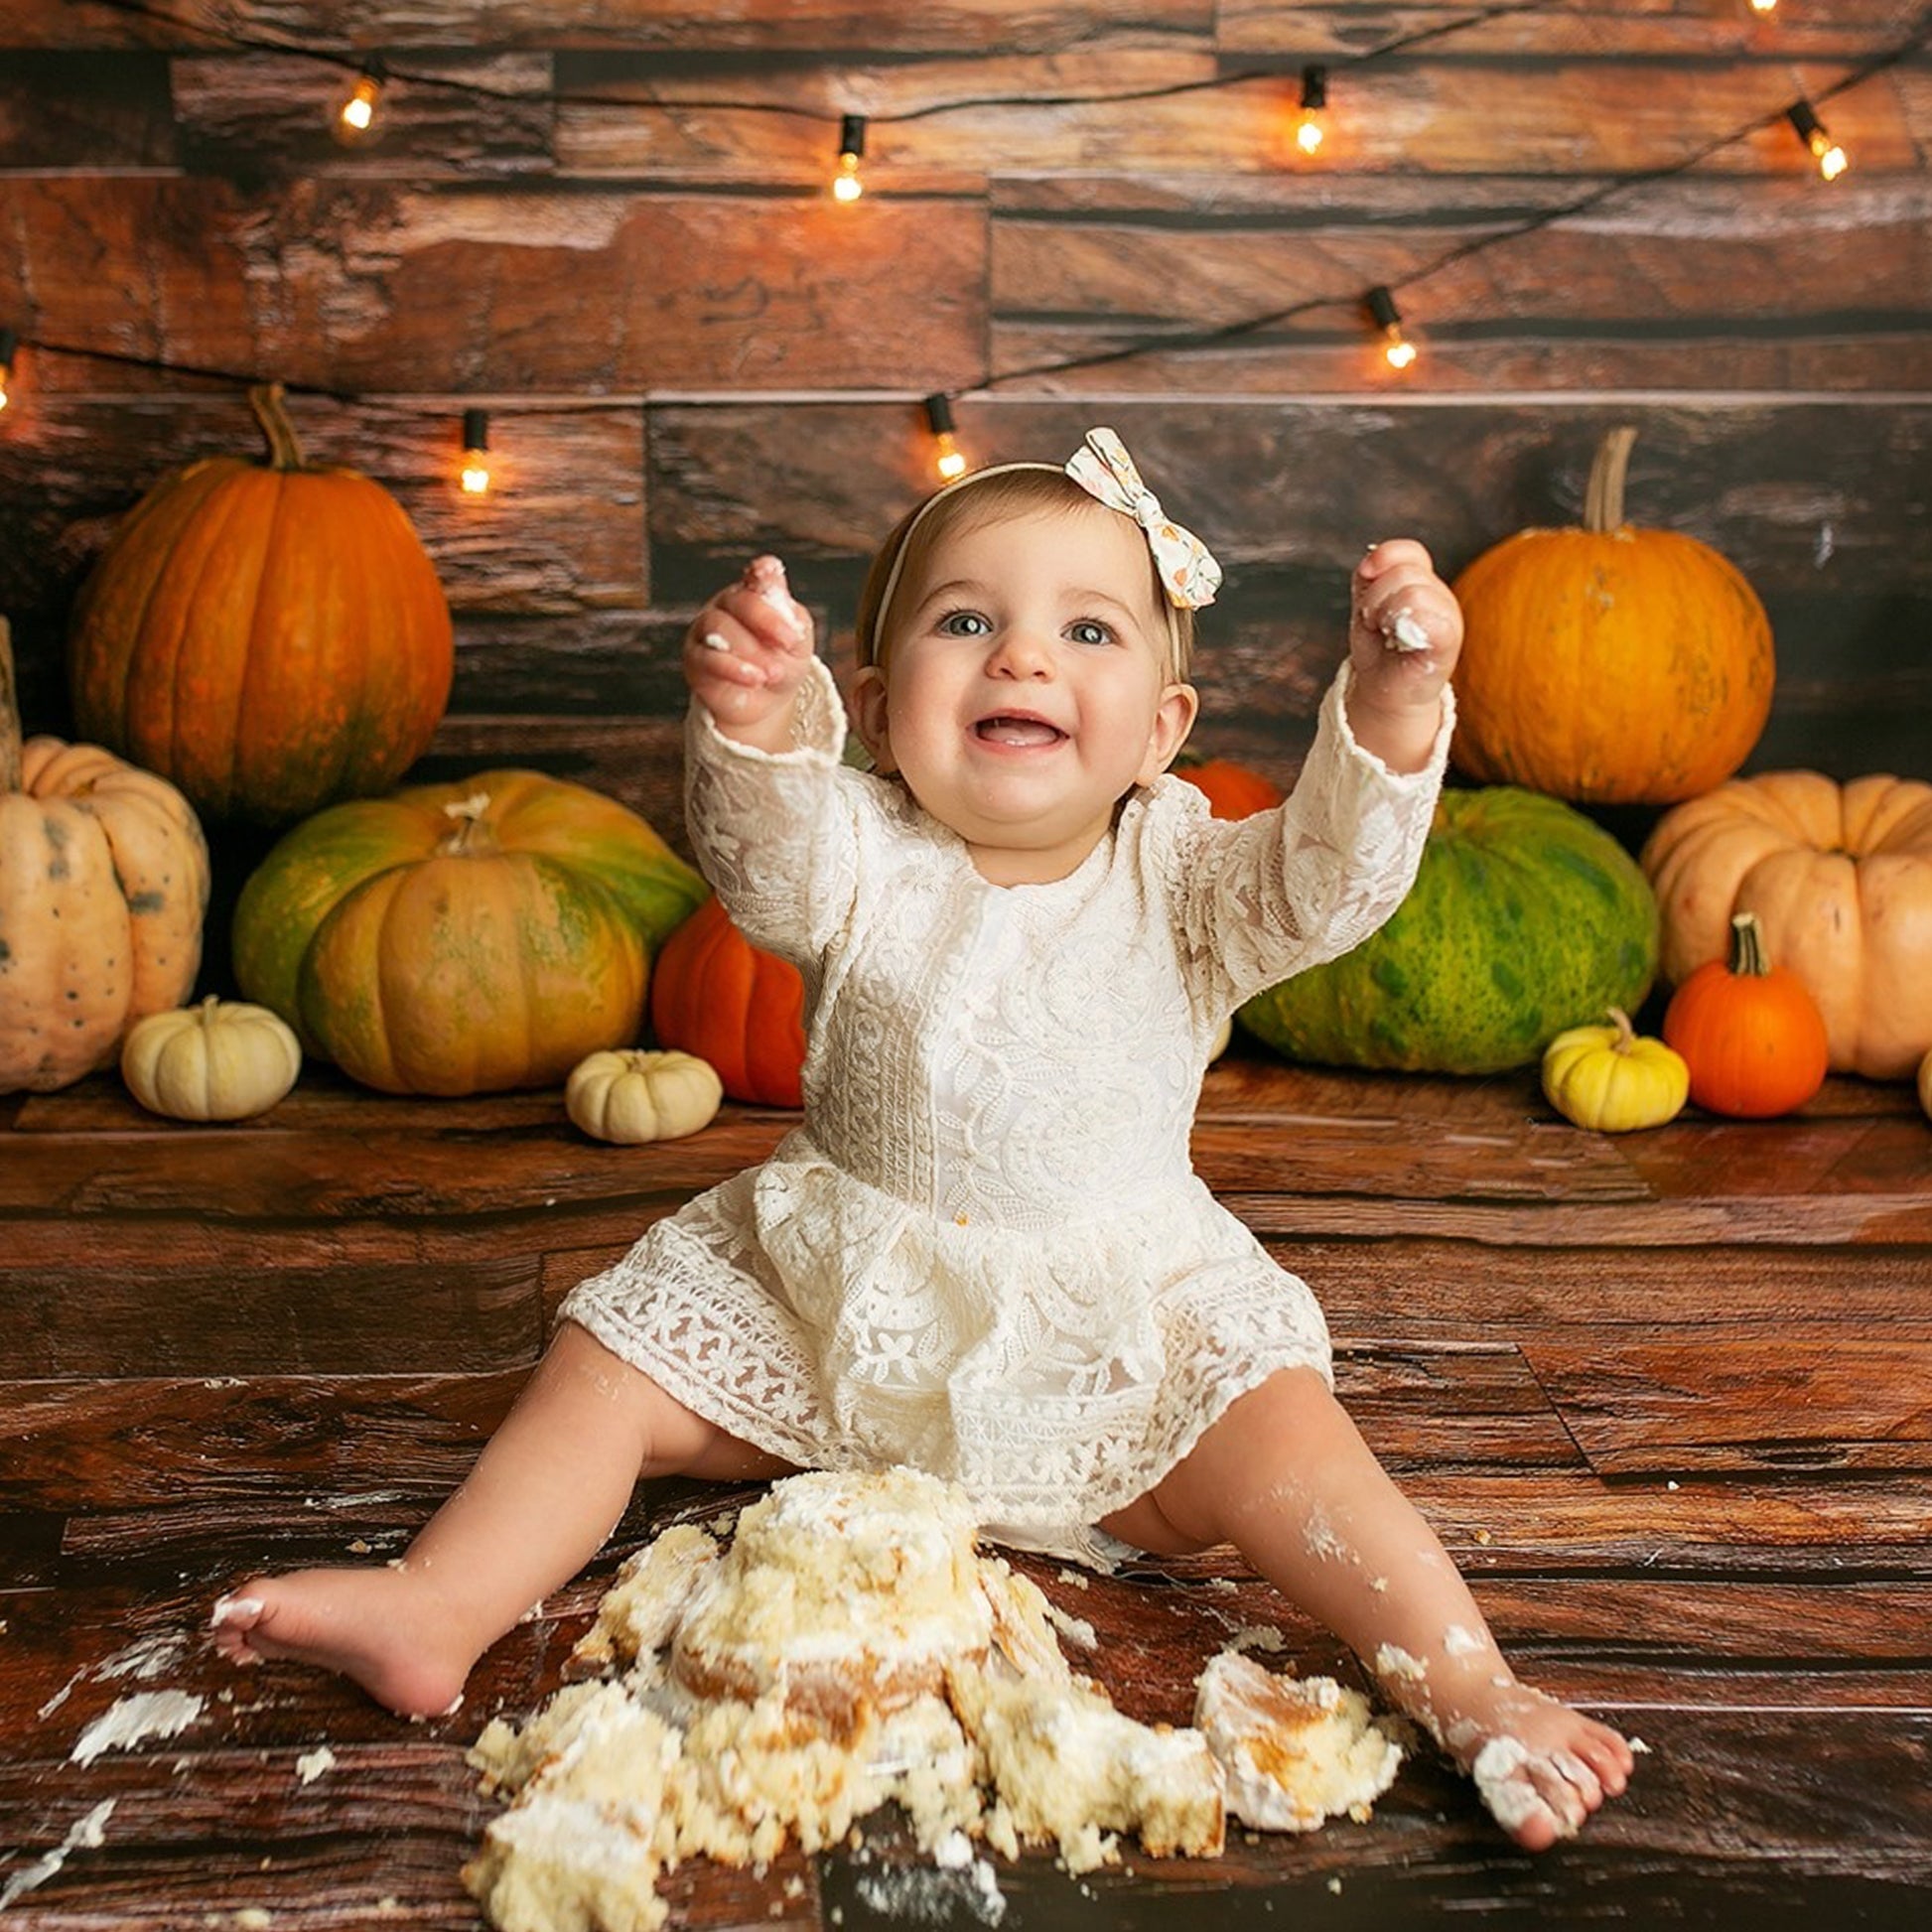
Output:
[0, 1, 1928, 884]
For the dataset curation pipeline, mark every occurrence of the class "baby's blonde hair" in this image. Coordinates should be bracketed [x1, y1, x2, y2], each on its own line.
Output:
[855, 467, 1197, 682]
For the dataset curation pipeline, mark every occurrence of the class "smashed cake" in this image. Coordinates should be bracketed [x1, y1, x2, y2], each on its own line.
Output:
[1195, 1650, 1404, 1832]
[466, 1469, 1402, 1932]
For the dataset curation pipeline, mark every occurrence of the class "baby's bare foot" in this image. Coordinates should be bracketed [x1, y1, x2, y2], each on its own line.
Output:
[1372, 1643, 1633, 1850]
[211, 1569, 477, 1720]
[1444, 1681, 1634, 1850]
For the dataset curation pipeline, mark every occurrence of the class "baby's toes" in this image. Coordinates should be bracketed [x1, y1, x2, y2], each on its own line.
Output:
[1472, 1738, 1588, 1847]
[1576, 1721, 1635, 1794]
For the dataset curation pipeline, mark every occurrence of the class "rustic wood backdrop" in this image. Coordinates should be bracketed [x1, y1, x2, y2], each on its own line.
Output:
[1, 1, 1928, 884]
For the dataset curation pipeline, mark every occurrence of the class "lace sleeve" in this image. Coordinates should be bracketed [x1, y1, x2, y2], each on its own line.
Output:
[1170, 665, 1453, 1014]
[682, 655, 863, 965]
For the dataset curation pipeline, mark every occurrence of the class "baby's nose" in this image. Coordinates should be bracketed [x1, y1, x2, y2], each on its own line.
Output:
[988, 626, 1053, 675]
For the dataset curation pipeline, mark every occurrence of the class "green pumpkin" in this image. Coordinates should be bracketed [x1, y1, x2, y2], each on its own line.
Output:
[1238, 786, 1658, 1074]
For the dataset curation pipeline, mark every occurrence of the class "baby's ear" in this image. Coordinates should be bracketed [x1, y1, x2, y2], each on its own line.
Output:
[1139, 680, 1200, 784]
[850, 665, 895, 772]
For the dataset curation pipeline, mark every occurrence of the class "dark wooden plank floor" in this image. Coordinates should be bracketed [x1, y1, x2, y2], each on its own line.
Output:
[4, 1056, 1931, 1928]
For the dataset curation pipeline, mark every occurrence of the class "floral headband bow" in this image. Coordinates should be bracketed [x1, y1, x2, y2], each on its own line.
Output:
[862, 426, 1219, 668]
[1065, 428, 1221, 610]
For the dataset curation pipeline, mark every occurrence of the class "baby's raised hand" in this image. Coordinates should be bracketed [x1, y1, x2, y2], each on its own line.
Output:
[1342, 540, 1463, 772]
[685, 555, 817, 743]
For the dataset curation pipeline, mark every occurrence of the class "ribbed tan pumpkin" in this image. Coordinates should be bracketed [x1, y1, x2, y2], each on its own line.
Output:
[565, 1047, 723, 1145]
[1641, 769, 1932, 1080]
[1449, 426, 1774, 804]
[68, 383, 453, 826]
[232, 769, 707, 1096]
[122, 996, 301, 1122]
[1, 618, 210, 1093]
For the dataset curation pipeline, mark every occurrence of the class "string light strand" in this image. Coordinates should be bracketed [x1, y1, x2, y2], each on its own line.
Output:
[8, 7, 1926, 424]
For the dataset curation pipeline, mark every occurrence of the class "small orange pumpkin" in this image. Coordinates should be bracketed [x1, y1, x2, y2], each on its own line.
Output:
[1662, 911, 1829, 1118]
[1449, 425, 1774, 805]
[649, 895, 806, 1107]
[1174, 757, 1285, 820]
[69, 383, 454, 826]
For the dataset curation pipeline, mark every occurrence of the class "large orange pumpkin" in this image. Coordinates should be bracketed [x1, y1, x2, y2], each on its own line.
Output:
[68, 383, 454, 826]
[1, 617, 209, 1092]
[649, 894, 807, 1107]
[1641, 769, 1932, 1080]
[1449, 425, 1774, 805]
[231, 769, 707, 1096]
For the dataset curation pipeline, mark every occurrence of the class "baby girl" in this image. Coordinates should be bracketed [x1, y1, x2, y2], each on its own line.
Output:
[215, 429, 1632, 1849]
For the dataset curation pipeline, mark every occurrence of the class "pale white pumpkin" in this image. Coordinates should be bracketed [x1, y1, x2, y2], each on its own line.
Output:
[566, 1047, 723, 1145]
[121, 996, 302, 1121]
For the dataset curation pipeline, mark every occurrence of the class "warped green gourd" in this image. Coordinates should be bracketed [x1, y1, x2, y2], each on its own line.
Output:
[1238, 786, 1658, 1074]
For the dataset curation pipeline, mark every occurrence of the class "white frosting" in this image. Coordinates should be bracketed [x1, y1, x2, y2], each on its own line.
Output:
[70, 1691, 205, 1765]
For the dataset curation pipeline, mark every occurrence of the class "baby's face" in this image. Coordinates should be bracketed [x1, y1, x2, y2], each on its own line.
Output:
[852, 502, 1198, 887]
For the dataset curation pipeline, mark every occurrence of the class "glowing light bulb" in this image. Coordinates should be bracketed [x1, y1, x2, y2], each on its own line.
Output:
[1366, 286, 1417, 372]
[1787, 99, 1849, 181]
[1749, 1, 1778, 15]
[335, 61, 386, 142]
[833, 114, 867, 203]
[1295, 66, 1327, 157]
[459, 408, 491, 496]
[924, 394, 969, 480]
[0, 329, 16, 414]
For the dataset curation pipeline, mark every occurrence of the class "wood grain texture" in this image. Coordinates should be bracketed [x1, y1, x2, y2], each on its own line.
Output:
[0, 177, 988, 394]
[4, 1039, 1932, 1928]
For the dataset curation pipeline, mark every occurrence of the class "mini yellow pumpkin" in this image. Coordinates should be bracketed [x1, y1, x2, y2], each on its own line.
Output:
[121, 996, 302, 1122]
[565, 1047, 723, 1145]
[1540, 1007, 1689, 1133]
[1916, 1045, 1931, 1124]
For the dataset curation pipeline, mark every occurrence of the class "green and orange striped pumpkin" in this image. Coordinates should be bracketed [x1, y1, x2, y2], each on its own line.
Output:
[232, 769, 707, 1096]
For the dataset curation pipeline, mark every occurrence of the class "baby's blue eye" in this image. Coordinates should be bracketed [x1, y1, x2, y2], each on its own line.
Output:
[1068, 620, 1113, 646]
[938, 610, 992, 637]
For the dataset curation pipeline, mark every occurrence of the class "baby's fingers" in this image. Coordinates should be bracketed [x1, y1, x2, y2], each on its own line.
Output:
[686, 616, 775, 688]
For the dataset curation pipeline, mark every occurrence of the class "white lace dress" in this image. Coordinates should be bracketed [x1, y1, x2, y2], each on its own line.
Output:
[561, 657, 1450, 1547]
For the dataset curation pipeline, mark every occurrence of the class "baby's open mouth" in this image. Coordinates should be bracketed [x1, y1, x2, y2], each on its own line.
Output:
[975, 716, 1066, 747]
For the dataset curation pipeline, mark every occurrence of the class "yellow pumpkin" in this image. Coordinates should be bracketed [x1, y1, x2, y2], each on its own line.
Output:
[566, 1048, 723, 1145]
[122, 996, 302, 1122]
[1449, 425, 1774, 805]
[1641, 769, 1932, 1080]
[1, 618, 210, 1093]
[1918, 1045, 1931, 1122]
[1541, 1007, 1689, 1133]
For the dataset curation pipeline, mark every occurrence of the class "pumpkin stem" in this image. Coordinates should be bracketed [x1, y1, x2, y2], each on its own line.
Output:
[200, 994, 223, 1027]
[0, 617, 20, 795]
[439, 790, 493, 855]
[1605, 1006, 1637, 1051]
[1726, 910, 1771, 977]
[1584, 425, 1638, 534]
[248, 382, 307, 472]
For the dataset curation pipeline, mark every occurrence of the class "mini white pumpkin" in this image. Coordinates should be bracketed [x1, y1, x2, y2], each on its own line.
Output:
[121, 995, 302, 1122]
[566, 1047, 723, 1145]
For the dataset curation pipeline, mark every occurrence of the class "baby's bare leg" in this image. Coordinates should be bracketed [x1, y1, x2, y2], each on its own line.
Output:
[211, 1321, 791, 1716]
[1105, 1367, 1634, 1851]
